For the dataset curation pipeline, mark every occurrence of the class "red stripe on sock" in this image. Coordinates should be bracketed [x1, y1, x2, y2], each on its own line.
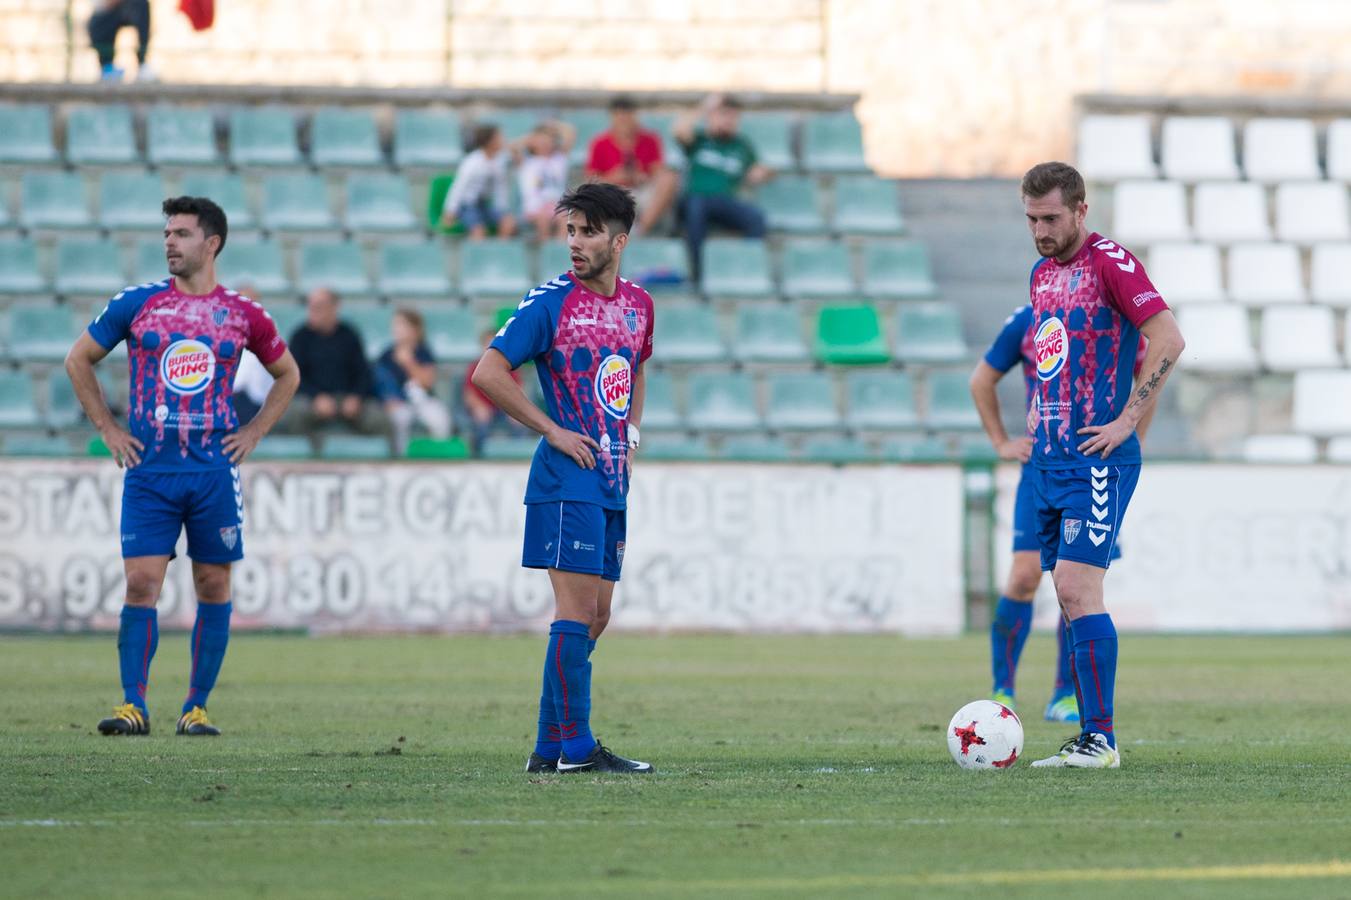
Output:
[139, 618, 153, 700]
[189, 617, 202, 688]
[1088, 640, 1110, 732]
[554, 633, 570, 722]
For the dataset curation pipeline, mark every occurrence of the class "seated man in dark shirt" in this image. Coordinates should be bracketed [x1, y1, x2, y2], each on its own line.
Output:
[285, 287, 388, 444]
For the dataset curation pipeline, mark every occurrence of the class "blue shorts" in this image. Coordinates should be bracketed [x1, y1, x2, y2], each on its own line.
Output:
[1014, 463, 1123, 560]
[120, 467, 244, 563]
[522, 501, 626, 582]
[455, 198, 506, 232]
[1033, 464, 1139, 571]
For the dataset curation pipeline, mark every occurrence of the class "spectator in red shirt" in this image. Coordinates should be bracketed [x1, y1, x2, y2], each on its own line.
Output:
[586, 95, 678, 237]
[462, 329, 526, 456]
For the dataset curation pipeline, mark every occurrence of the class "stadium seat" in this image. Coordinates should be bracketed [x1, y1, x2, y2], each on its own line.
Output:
[404, 436, 470, 460]
[1293, 370, 1351, 436]
[131, 238, 168, 285]
[1076, 114, 1157, 181]
[685, 371, 760, 431]
[879, 435, 951, 462]
[1311, 243, 1351, 306]
[1242, 118, 1320, 183]
[1146, 243, 1225, 304]
[45, 372, 84, 428]
[815, 304, 891, 365]
[1175, 305, 1256, 373]
[764, 372, 840, 431]
[642, 435, 711, 461]
[925, 370, 981, 430]
[1160, 116, 1239, 181]
[740, 111, 796, 170]
[265, 302, 306, 341]
[0, 370, 40, 427]
[249, 435, 314, 460]
[217, 239, 291, 296]
[781, 238, 854, 298]
[54, 237, 124, 297]
[480, 435, 541, 460]
[802, 111, 868, 172]
[719, 434, 791, 461]
[0, 239, 46, 294]
[1274, 182, 1350, 243]
[894, 304, 968, 364]
[1327, 119, 1351, 182]
[622, 238, 690, 291]
[559, 108, 608, 167]
[701, 239, 773, 298]
[844, 370, 918, 429]
[146, 105, 219, 166]
[421, 306, 481, 363]
[0, 104, 58, 164]
[479, 109, 543, 145]
[1260, 306, 1338, 372]
[861, 241, 937, 299]
[319, 434, 391, 460]
[1227, 243, 1306, 305]
[298, 241, 373, 297]
[832, 176, 905, 235]
[658, 305, 724, 364]
[261, 174, 336, 232]
[1, 433, 72, 457]
[537, 242, 573, 280]
[6, 304, 74, 362]
[98, 171, 165, 230]
[1326, 436, 1351, 463]
[179, 172, 255, 230]
[66, 104, 137, 165]
[798, 435, 874, 463]
[345, 173, 418, 232]
[229, 106, 302, 167]
[638, 370, 681, 431]
[378, 242, 452, 298]
[757, 176, 827, 233]
[733, 305, 808, 363]
[1111, 180, 1189, 244]
[311, 107, 383, 167]
[459, 240, 532, 297]
[21, 171, 92, 229]
[1242, 434, 1318, 464]
[341, 302, 392, 358]
[393, 109, 464, 169]
[1192, 182, 1270, 243]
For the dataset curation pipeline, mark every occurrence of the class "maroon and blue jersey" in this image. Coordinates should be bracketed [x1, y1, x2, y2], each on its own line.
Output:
[491, 272, 655, 510]
[88, 279, 287, 472]
[1028, 232, 1168, 470]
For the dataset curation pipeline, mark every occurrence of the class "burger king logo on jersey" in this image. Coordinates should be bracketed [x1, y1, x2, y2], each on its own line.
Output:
[1034, 317, 1068, 381]
[594, 354, 632, 419]
[160, 339, 216, 396]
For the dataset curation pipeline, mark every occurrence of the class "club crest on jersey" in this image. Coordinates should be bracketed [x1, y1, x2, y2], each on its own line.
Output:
[623, 307, 639, 334]
[1068, 269, 1084, 293]
[1063, 518, 1082, 545]
[594, 354, 632, 419]
[160, 339, 215, 396]
[1034, 317, 1068, 382]
[212, 307, 228, 326]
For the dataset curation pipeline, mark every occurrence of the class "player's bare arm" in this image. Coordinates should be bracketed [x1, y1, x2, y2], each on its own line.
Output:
[472, 348, 600, 469]
[223, 349, 300, 464]
[65, 331, 143, 469]
[1077, 310, 1185, 458]
[969, 360, 1032, 463]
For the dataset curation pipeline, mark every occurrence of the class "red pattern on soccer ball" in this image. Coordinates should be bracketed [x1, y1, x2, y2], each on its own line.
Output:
[992, 749, 1019, 768]
[953, 721, 986, 756]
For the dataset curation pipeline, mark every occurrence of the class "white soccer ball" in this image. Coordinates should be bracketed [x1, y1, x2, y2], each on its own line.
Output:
[946, 699, 1024, 769]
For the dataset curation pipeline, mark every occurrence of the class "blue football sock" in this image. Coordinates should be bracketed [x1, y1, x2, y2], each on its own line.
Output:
[548, 620, 596, 761]
[182, 602, 231, 713]
[990, 597, 1033, 695]
[1052, 617, 1075, 700]
[118, 606, 158, 714]
[1071, 613, 1118, 747]
[534, 645, 561, 760]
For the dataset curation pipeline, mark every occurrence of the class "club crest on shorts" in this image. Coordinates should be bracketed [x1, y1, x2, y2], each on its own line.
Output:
[1063, 518, 1082, 545]
[616, 541, 625, 565]
[623, 307, 639, 334]
[219, 526, 238, 550]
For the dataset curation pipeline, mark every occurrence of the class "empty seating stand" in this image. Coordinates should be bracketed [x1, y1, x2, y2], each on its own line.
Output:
[1077, 115, 1156, 181]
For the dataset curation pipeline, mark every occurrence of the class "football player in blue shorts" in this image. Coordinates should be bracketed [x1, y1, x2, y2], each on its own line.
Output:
[1017, 163, 1184, 768]
[65, 197, 300, 736]
[471, 183, 655, 775]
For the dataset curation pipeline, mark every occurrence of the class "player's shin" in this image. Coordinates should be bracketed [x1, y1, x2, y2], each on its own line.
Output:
[990, 597, 1033, 699]
[118, 605, 159, 714]
[1054, 617, 1075, 700]
[549, 620, 596, 762]
[534, 653, 562, 761]
[182, 601, 231, 713]
[1070, 613, 1118, 747]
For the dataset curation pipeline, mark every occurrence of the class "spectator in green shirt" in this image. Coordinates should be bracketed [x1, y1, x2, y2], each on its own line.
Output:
[674, 93, 774, 281]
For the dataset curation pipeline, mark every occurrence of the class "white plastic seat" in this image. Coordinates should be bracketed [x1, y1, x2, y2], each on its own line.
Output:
[1146, 243, 1224, 304]
[1077, 115, 1156, 181]
[1227, 243, 1306, 306]
[1326, 120, 1351, 182]
[1342, 314, 1351, 365]
[1312, 243, 1351, 306]
[1293, 370, 1351, 436]
[1192, 182, 1270, 243]
[1325, 436, 1351, 462]
[1242, 118, 1320, 182]
[1161, 117, 1239, 181]
[1175, 305, 1256, 373]
[1259, 306, 1339, 371]
[1274, 182, 1350, 243]
[1112, 180, 1189, 244]
[1241, 434, 1318, 464]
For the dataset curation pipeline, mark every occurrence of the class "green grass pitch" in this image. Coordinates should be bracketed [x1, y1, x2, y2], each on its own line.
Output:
[2, 632, 1349, 898]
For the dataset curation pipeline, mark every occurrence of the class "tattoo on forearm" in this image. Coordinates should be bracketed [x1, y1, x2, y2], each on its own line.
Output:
[1129, 357, 1172, 410]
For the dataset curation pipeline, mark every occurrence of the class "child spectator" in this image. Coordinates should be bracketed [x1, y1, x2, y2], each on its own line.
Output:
[518, 120, 576, 240]
[440, 124, 518, 240]
[375, 308, 452, 455]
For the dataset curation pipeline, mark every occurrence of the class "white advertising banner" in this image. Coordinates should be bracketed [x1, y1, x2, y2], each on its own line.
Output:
[994, 463, 1351, 632]
[0, 460, 966, 635]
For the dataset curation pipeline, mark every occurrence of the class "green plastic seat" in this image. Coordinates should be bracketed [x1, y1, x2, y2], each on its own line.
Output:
[345, 173, 417, 232]
[459, 240, 532, 297]
[132, 238, 169, 285]
[45, 374, 85, 428]
[423, 306, 482, 363]
[1, 433, 72, 457]
[0, 370, 40, 427]
[298, 241, 373, 297]
[560, 108, 609, 167]
[659, 305, 724, 364]
[686, 372, 760, 432]
[98, 171, 166, 230]
[798, 435, 874, 463]
[0, 239, 47, 294]
[733, 305, 807, 363]
[638, 370, 681, 431]
[757, 176, 826, 233]
[834, 176, 904, 234]
[925, 370, 981, 430]
[146, 106, 219, 166]
[0, 104, 58, 163]
[879, 435, 951, 462]
[21, 171, 92, 229]
[217, 239, 291, 296]
[311, 107, 383, 167]
[66, 104, 137, 165]
[264, 303, 306, 342]
[249, 435, 314, 460]
[394, 109, 464, 169]
[342, 302, 391, 358]
[701, 239, 773, 298]
[0, 196, 9, 228]
[622, 238, 690, 291]
[318, 434, 391, 460]
[844, 370, 918, 430]
[179, 172, 255, 230]
[803, 111, 868, 173]
[379, 242, 452, 298]
[480, 435, 541, 460]
[719, 434, 791, 461]
[229, 106, 301, 167]
[406, 436, 471, 459]
[740, 111, 796, 170]
[54, 237, 124, 297]
[862, 241, 937, 300]
[478, 110, 544, 144]
[7, 304, 75, 362]
[426, 173, 458, 233]
[262, 174, 336, 231]
[815, 304, 891, 365]
[958, 435, 1000, 463]
[895, 303, 968, 364]
[764, 371, 840, 431]
[642, 435, 711, 461]
[537, 242, 573, 281]
[781, 238, 854, 298]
